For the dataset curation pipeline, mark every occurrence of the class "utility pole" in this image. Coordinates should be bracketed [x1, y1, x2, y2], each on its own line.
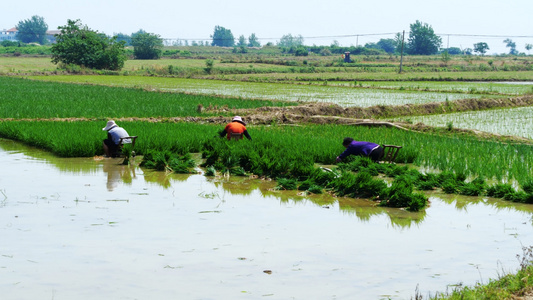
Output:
[399, 30, 405, 74]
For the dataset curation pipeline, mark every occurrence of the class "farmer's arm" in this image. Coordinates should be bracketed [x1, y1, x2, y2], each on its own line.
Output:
[219, 129, 227, 138]
[243, 130, 252, 140]
[336, 147, 353, 162]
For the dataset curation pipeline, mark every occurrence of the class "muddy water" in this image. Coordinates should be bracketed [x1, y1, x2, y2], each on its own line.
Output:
[1, 139, 533, 300]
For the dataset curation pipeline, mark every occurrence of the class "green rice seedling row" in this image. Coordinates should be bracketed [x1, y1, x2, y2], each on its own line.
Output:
[28, 75, 487, 107]
[0, 77, 294, 119]
[0, 121, 531, 182]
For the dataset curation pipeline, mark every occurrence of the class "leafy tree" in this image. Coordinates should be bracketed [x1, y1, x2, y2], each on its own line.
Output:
[211, 26, 234, 47]
[115, 33, 132, 46]
[131, 30, 163, 59]
[473, 42, 490, 55]
[504, 38, 518, 55]
[377, 38, 397, 54]
[16, 15, 48, 45]
[406, 20, 442, 55]
[442, 47, 462, 55]
[526, 43, 533, 54]
[51, 19, 127, 70]
[394, 32, 404, 52]
[278, 34, 304, 47]
[237, 35, 246, 47]
[248, 33, 261, 47]
[441, 50, 451, 66]
[294, 47, 308, 56]
[364, 42, 380, 50]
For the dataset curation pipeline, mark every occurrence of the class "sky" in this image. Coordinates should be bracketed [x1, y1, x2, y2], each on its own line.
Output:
[4, 0, 533, 54]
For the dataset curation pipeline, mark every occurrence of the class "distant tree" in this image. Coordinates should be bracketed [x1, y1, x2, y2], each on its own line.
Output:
[211, 26, 234, 47]
[526, 43, 533, 54]
[442, 47, 462, 55]
[278, 34, 304, 48]
[16, 15, 48, 44]
[51, 19, 126, 70]
[248, 33, 261, 47]
[441, 50, 451, 66]
[319, 48, 332, 56]
[294, 47, 308, 56]
[406, 20, 442, 55]
[377, 38, 397, 53]
[394, 32, 404, 52]
[503, 38, 518, 55]
[473, 42, 490, 55]
[331, 40, 340, 48]
[237, 35, 247, 47]
[131, 30, 163, 59]
[463, 48, 473, 55]
[364, 42, 380, 50]
[115, 33, 132, 46]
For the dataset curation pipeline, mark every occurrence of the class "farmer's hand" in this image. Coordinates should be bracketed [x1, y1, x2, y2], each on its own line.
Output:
[336, 156, 341, 163]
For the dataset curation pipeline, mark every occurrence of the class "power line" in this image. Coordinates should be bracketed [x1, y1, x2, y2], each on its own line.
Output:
[161, 32, 533, 43]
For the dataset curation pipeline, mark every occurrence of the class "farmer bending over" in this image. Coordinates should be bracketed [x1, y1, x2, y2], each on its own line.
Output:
[102, 120, 130, 157]
[336, 137, 383, 163]
[219, 116, 252, 140]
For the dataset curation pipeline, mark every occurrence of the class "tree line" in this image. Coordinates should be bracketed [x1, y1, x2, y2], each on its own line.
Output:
[8, 15, 533, 71]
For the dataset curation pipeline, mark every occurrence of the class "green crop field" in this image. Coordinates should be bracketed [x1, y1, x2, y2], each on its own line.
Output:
[0, 76, 295, 118]
[27, 75, 489, 107]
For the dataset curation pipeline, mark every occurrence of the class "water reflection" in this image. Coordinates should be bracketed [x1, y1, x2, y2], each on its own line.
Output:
[2, 138, 533, 228]
[101, 158, 137, 191]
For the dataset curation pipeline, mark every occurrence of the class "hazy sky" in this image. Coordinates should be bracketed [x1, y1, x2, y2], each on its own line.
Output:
[4, 0, 533, 54]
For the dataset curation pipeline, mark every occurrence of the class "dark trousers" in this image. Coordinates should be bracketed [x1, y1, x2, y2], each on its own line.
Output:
[369, 146, 384, 162]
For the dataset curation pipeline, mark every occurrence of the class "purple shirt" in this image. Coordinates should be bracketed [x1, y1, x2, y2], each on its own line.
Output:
[338, 141, 379, 160]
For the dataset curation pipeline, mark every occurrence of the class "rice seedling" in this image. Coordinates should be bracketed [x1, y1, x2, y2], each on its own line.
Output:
[139, 150, 196, 174]
[0, 77, 294, 119]
[394, 106, 533, 139]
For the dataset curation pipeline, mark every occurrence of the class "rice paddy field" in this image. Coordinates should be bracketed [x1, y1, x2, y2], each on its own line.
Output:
[395, 106, 533, 139]
[28, 75, 490, 107]
[2, 51, 533, 299]
[326, 80, 533, 95]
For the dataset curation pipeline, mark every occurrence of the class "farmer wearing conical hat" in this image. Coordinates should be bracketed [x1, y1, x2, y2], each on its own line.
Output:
[102, 120, 130, 157]
[219, 116, 252, 141]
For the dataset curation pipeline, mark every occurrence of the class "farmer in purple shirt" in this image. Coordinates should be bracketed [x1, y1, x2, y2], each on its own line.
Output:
[336, 137, 384, 163]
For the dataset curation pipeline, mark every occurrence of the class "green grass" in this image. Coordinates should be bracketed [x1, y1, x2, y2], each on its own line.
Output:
[0, 76, 295, 118]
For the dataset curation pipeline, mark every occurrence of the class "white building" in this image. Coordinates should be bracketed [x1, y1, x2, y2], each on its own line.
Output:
[0, 28, 18, 42]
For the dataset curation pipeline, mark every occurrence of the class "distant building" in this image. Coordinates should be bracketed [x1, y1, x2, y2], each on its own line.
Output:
[0, 27, 18, 42]
[0, 28, 61, 44]
[46, 30, 61, 43]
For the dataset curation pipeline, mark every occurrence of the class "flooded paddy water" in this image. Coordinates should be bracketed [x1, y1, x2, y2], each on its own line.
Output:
[1, 138, 533, 300]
